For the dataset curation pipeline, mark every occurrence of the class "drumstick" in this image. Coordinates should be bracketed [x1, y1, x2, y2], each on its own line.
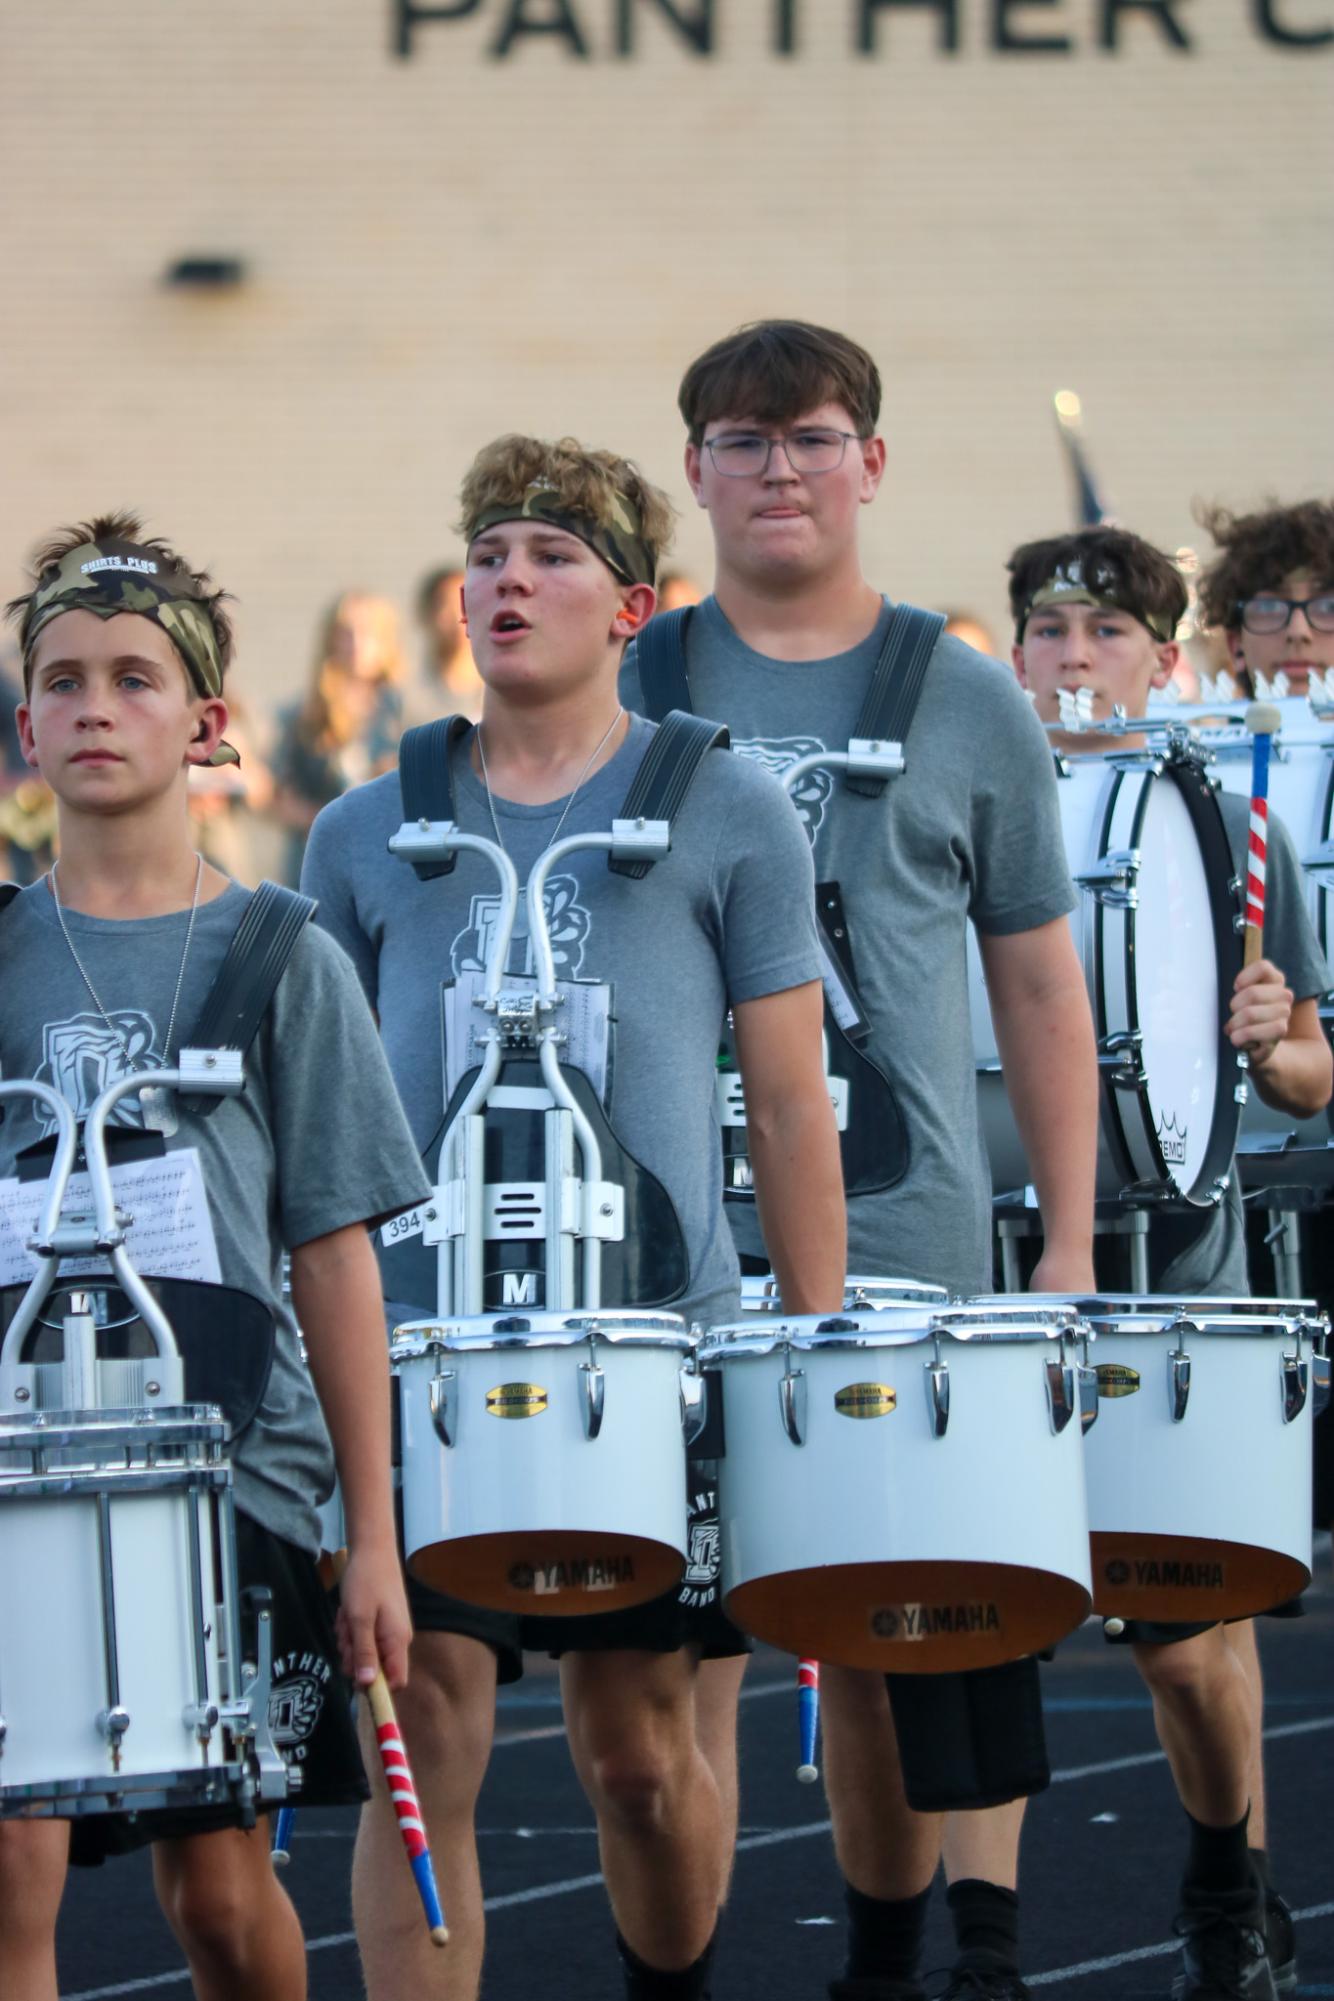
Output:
[1243, 703, 1281, 966]
[796, 1658, 820, 1783]
[271, 1805, 296, 1867]
[331, 1550, 448, 1947]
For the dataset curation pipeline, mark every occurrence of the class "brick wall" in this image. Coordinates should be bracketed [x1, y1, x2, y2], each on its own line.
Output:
[2, 0, 1330, 707]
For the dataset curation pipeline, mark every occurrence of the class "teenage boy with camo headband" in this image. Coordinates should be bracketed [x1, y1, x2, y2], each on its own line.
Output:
[0, 516, 426, 2001]
[621, 320, 1100, 2001]
[1010, 523, 1331, 2001]
[302, 434, 844, 2001]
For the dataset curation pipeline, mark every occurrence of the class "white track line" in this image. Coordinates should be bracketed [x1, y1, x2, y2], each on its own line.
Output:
[63, 1714, 1334, 2000]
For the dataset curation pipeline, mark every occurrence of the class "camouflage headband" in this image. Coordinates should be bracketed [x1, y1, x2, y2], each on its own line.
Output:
[1020, 561, 1177, 644]
[469, 481, 655, 589]
[23, 538, 238, 766]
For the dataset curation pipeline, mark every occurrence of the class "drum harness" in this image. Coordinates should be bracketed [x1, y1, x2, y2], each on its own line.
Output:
[385, 712, 728, 1320]
[633, 602, 945, 1200]
[0, 879, 319, 1809]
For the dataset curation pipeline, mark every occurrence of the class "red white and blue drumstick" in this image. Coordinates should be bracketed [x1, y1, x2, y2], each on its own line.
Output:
[796, 1658, 820, 1783]
[271, 1805, 296, 1866]
[332, 1551, 448, 1947]
[1243, 703, 1281, 967]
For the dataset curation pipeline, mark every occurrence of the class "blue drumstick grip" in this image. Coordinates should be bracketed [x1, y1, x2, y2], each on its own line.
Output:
[271, 1805, 296, 1865]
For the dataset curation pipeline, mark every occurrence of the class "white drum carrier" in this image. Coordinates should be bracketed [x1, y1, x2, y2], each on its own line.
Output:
[698, 1301, 1097, 1673]
[1073, 1293, 1328, 1622]
[973, 734, 1245, 1204]
[0, 1065, 286, 1820]
[393, 1310, 695, 1615]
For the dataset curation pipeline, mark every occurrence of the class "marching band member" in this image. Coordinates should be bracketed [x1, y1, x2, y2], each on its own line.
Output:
[301, 435, 845, 2001]
[621, 320, 1100, 2001]
[1196, 499, 1334, 702]
[1010, 523, 1332, 2001]
[0, 515, 423, 2001]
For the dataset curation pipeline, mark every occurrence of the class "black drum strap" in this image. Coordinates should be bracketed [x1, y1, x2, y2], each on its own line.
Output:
[845, 602, 946, 798]
[632, 608, 694, 723]
[397, 716, 473, 879]
[178, 883, 316, 1116]
[609, 711, 729, 880]
[0, 884, 19, 916]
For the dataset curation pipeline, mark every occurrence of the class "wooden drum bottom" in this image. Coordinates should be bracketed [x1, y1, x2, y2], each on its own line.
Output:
[407, 1530, 684, 1616]
[1091, 1533, 1310, 1622]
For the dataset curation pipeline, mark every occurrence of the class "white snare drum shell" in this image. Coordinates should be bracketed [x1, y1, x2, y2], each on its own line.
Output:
[702, 1311, 1093, 1672]
[394, 1312, 692, 1617]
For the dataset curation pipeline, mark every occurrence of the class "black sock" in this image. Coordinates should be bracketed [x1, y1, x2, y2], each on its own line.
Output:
[843, 1881, 931, 1982]
[946, 1878, 1021, 1973]
[1183, 1808, 1252, 1898]
[1249, 1845, 1272, 1893]
[617, 1929, 717, 2001]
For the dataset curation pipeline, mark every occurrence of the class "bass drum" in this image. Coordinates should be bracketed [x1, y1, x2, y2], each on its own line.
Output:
[1164, 698, 1334, 1151]
[972, 743, 1244, 1205]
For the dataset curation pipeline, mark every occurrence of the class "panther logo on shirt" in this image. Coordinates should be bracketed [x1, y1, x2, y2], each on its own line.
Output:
[730, 736, 833, 846]
[33, 1012, 163, 1135]
[451, 873, 591, 980]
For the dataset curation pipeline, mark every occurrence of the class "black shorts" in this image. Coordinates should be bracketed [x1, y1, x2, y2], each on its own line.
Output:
[1103, 1601, 1307, 1648]
[69, 1514, 368, 1868]
[520, 1473, 752, 1660]
[405, 1566, 525, 1685]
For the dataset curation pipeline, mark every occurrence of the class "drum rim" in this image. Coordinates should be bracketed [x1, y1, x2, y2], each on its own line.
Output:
[390, 1309, 694, 1357]
[1095, 748, 1244, 1206]
[0, 1403, 229, 1443]
[698, 1315, 1083, 1356]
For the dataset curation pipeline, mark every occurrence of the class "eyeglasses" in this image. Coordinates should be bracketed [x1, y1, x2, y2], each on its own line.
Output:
[703, 429, 863, 478]
[1237, 592, 1334, 635]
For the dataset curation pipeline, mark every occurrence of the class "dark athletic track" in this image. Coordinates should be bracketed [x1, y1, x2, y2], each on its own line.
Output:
[52, 1548, 1334, 2000]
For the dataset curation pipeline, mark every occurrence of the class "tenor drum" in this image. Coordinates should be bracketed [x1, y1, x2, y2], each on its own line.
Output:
[1075, 1294, 1324, 1619]
[0, 1406, 252, 1817]
[972, 743, 1245, 1203]
[699, 1303, 1095, 1672]
[392, 1310, 693, 1615]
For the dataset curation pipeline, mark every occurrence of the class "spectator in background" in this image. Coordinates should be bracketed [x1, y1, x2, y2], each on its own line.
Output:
[187, 685, 275, 886]
[653, 570, 704, 615]
[415, 563, 483, 720]
[0, 644, 56, 883]
[271, 592, 408, 885]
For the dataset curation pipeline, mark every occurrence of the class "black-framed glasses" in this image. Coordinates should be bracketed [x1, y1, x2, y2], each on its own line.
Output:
[703, 428, 863, 477]
[1237, 592, 1334, 635]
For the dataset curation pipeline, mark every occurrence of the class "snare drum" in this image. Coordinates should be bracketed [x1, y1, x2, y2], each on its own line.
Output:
[0, 1406, 253, 1817]
[392, 1310, 694, 1616]
[972, 743, 1244, 1204]
[1074, 1294, 1322, 1619]
[699, 1303, 1094, 1672]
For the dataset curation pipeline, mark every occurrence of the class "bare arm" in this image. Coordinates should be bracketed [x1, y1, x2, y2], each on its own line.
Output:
[1231, 968, 1333, 1120]
[979, 917, 1098, 1293]
[731, 981, 846, 1313]
[290, 1223, 411, 1691]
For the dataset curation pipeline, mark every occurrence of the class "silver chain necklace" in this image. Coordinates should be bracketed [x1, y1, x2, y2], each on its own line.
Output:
[475, 707, 625, 861]
[49, 853, 205, 1135]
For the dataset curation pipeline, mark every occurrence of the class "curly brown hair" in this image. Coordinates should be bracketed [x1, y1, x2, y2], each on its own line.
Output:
[457, 436, 675, 570]
[1006, 526, 1188, 639]
[6, 509, 234, 694]
[1196, 500, 1334, 631]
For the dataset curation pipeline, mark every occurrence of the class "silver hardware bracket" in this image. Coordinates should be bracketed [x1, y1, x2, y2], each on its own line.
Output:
[846, 737, 905, 779]
[610, 816, 671, 863]
[387, 817, 460, 868]
[176, 1049, 244, 1096]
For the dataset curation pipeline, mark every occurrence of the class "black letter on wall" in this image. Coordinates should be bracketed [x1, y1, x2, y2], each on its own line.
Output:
[858, 2, 960, 54]
[616, 0, 713, 53]
[492, 0, 591, 56]
[1254, 0, 1333, 44]
[1099, 0, 1191, 48]
[992, 0, 1073, 52]
[394, 0, 483, 59]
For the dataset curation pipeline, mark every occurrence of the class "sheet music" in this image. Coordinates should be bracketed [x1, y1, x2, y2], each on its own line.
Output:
[441, 973, 612, 1104]
[0, 1149, 222, 1288]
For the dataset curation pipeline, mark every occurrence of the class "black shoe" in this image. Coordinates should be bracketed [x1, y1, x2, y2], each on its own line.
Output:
[1170, 1883, 1278, 2000]
[1263, 1888, 1297, 1994]
[932, 1956, 1031, 1999]
[828, 1980, 927, 2001]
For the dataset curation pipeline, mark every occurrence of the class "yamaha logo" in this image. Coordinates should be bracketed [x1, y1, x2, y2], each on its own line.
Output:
[486, 1382, 548, 1418]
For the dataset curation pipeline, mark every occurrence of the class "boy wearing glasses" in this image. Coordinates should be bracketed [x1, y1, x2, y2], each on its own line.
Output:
[623, 321, 1100, 2001]
[1197, 500, 1334, 699]
[1010, 523, 1331, 2001]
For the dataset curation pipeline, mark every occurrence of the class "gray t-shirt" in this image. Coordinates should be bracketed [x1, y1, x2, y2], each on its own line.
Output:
[301, 714, 820, 1331]
[622, 596, 1077, 1299]
[0, 881, 428, 1554]
[1150, 791, 1331, 1298]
